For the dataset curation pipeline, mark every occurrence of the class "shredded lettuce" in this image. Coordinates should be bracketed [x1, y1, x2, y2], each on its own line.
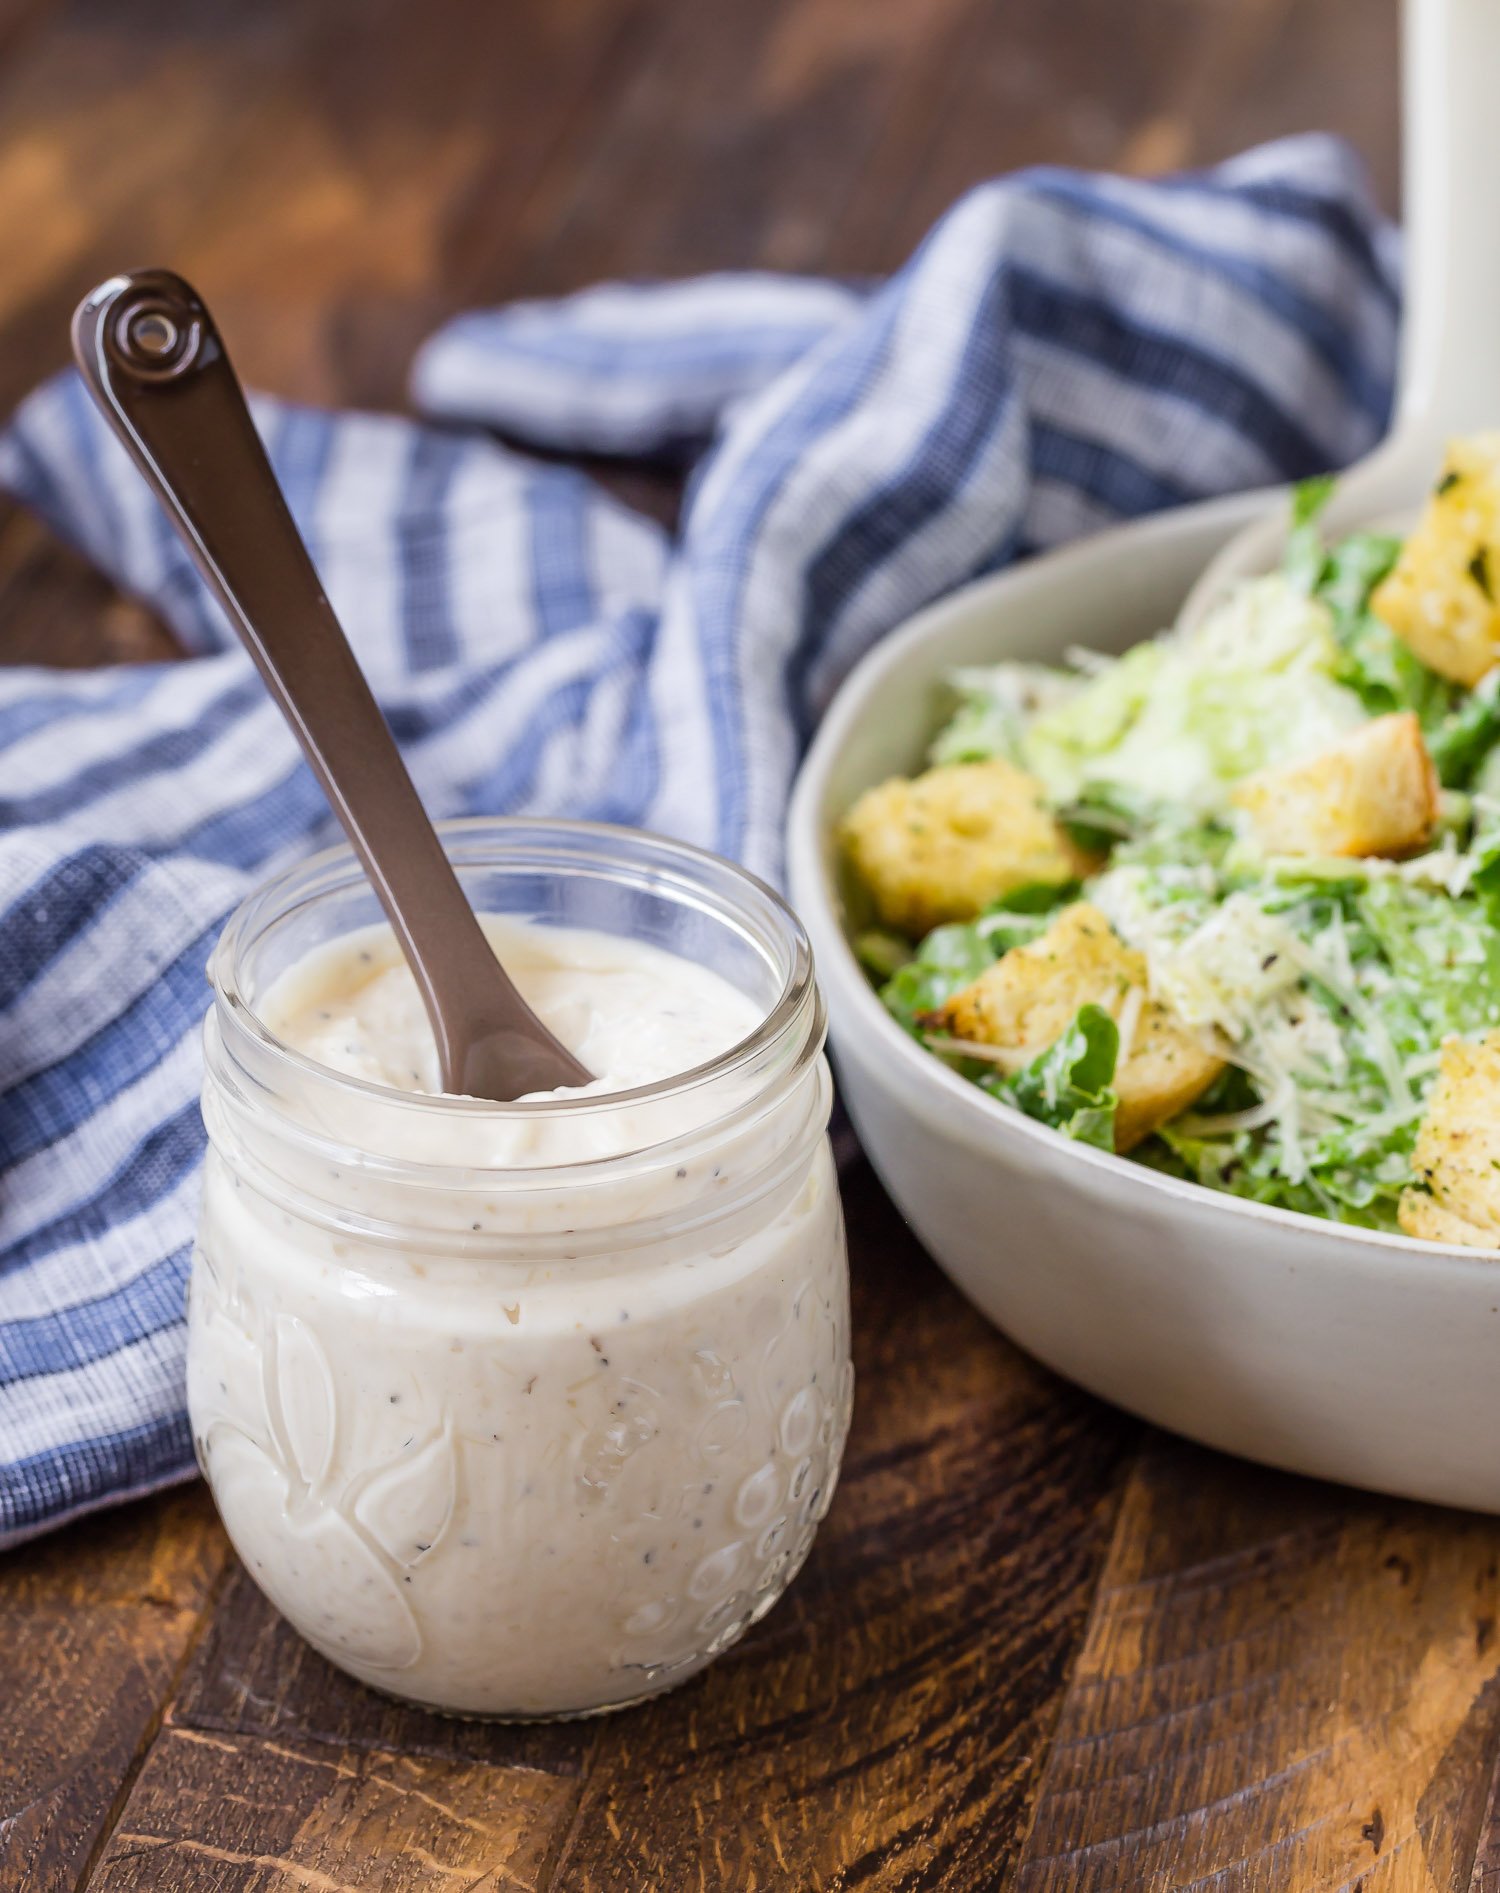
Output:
[983, 1004, 1119, 1150]
[1091, 857, 1500, 1227]
[877, 900, 1055, 1033]
[1430, 667, 1500, 786]
[946, 575, 1365, 814]
[1281, 472, 1338, 591]
[1286, 477, 1455, 729]
[928, 663, 1080, 767]
[860, 474, 1500, 1232]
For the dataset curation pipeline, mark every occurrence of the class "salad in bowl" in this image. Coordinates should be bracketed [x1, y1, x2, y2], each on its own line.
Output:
[839, 438, 1500, 1247]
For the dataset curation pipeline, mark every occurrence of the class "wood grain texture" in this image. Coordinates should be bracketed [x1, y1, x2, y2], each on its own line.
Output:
[0, 1485, 227, 1891]
[161, 1168, 1133, 1890]
[1013, 1437, 1500, 1892]
[0, 0, 1403, 425]
[0, 0, 1433, 1886]
[169, 1558, 591, 1778]
[0, 0, 1401, 663]
[87, 1726, 577, 1892]
[543, 1171, 1135, 1891]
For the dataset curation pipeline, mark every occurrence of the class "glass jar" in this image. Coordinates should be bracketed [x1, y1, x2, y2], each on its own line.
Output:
[187, 818, 850, 1720]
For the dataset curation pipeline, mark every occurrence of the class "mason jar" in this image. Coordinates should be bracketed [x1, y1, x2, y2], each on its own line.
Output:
[187, 819, 851, 1720]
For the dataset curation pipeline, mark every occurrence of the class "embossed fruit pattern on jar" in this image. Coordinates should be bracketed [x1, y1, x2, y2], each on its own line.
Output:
[190, 822, 850, 1719]
[188, 1138, 850, 1719]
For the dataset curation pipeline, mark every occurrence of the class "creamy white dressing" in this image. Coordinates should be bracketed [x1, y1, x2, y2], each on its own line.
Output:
[188, 916, 849, 1719]
[268, 917, 763, 1104]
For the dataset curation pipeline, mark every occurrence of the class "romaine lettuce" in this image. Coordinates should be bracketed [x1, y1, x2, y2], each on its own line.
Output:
[983, 1003, 1119, 1151]
[878, 477, 1500, 1233]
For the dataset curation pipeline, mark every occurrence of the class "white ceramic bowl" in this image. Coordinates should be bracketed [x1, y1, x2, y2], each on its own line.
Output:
[788, 492, 1500, 1513]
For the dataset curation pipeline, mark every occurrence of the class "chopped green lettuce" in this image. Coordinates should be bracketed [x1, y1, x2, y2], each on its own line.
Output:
[852, 928, 915, 983]
[1284, 474, 1455, 728]
[1094, 858, 1500, 1229]
[1280, 472, 1338, 591]
[863, 477, 1500, 1233]
[928, 663, 1081, 767]
[1429, 667, 1500, 786]
[877, 904, 1051, 1033]
[984, 1003, 1119, 1150]
[1002, 577, 1364, 812]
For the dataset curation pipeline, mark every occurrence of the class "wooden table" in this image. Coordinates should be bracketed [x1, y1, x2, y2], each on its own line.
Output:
[12, 2, 1499, 1888]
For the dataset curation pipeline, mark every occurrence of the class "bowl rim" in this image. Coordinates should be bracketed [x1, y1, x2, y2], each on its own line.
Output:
[787, 494, 1492, 1271]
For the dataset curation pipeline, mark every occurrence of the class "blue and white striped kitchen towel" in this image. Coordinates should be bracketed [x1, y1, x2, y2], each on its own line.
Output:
[0, 135, 1398, 1545]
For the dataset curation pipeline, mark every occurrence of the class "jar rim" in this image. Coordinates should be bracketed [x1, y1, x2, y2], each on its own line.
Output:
[210, 816, 818, 1128]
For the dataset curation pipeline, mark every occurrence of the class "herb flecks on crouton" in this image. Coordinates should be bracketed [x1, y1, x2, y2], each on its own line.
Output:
[838, 759, 1085, 937]
[1231, 711, 1439, 859]
[1397, 1191, 1498, 1250]
[1398, 1031, 1500, 1250]
[932, 902, 1223, 1152]
[1373, 434, 1500, 685]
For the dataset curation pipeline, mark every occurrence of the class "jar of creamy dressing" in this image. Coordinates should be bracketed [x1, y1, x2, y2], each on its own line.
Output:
[188, 820, 850, 1720]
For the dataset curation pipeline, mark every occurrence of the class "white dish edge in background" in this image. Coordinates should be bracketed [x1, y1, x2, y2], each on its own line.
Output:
[787, 491, 1500, 1513]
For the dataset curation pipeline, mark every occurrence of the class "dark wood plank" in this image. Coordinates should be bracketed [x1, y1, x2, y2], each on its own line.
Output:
[0, 0, 1404, 435]
[1215, 0, 1402, 210]
[0, 2, 1422, 1887]
[0, 0, 655, 415]
[513, 0, 1002, 288]
[86, 1726, 577, 1892]
[0, 1485, 228, 1892]
[1011, 1435, 1500, 1892]
[169, 1164, 1133, 1890]
[828, 0, 1399, 275]
[0, 502, 180, 668]
[168, 1560, 590, 1778]
[543, 1167, 1136, 1891]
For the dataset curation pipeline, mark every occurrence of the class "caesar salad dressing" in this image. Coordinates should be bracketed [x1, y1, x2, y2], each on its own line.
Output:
[264, 918, 769, 1154]
[189, 916, 850, 1719]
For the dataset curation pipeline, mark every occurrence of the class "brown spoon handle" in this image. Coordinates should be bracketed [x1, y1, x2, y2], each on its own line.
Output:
[72, 269, 591, 1101]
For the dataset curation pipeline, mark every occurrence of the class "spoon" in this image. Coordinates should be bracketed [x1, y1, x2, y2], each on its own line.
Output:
[1177, 0, 1500, 634]
[71, 268, 593, 1102]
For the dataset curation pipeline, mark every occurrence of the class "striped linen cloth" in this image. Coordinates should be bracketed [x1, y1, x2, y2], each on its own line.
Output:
[0, 135, 1398, 1546]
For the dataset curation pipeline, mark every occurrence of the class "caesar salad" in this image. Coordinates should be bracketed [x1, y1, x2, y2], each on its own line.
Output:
[839, 437, 1500, 1246]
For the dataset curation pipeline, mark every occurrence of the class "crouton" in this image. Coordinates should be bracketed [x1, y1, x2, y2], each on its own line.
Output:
[1397, 1190, 1497, 1251]
[1403, 1032, 1500, 1243]
[838, 759, 1085, 937]
[932, 901, 1223, 1151]
[1372, 434, 1500, 685]
[1231, 712, 1438, 858]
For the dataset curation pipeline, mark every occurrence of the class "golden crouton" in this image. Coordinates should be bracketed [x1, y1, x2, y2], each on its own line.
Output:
[839, 759, 1085, 937]
[1372, 434, 1500, 685]
[1402, 1032, 1500, 1244]
[1231, 712, 1438, 858]
[932, 902, 1224, 1151]
[1397, 1191, 1497, 1251]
